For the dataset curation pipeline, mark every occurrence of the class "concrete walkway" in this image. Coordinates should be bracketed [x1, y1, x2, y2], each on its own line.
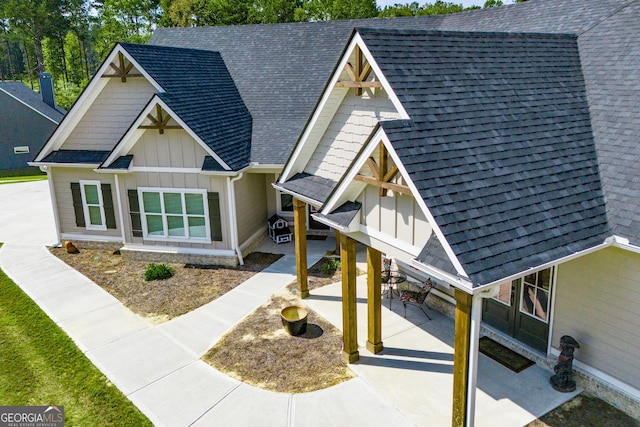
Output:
[0, 181, 579, 426]
[0, 243, 412, 427]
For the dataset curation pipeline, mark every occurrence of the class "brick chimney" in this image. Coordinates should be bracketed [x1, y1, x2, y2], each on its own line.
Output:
[38, 72, 56, 109]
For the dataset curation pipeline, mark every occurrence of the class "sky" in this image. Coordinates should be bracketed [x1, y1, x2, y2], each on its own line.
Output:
[377, 0, 488, 8]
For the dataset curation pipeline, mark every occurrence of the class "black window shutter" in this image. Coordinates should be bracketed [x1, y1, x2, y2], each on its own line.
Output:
[208, 192, 223, 241]
[70, 182, 85, 227]
[128, 189, 143, 237]
[101, 184, 117, 229]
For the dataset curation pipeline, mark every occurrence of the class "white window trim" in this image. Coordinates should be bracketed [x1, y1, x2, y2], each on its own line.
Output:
[518, 267, 553, 324]
[79, 180, 107, 231]
[138, 187, 211, 243]
[276, 190, 295, 218]
[13, 146, 29, 154]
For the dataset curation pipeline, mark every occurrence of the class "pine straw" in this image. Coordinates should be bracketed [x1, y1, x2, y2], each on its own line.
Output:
[203, 290, 355, 393]
[50, 248, 282, 322]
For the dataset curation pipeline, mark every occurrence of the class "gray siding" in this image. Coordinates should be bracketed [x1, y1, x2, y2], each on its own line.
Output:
[0, 91, 57, 171]
[130, 129, 206, 168]
[359, 184, 431, 251]
[235, 172, 268, 245]
[52, 167, 121, 238]
[554, 247, 640, 390]
[118, 172, 229, 250]
[304, 89, 400, 182]
[62, 78, 155, 151]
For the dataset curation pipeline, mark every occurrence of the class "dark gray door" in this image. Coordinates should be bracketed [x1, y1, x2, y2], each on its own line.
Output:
[482, 267, 553, 353]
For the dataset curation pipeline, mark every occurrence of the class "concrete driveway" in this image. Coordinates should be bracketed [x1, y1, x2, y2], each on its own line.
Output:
[0, 179, 57, 246]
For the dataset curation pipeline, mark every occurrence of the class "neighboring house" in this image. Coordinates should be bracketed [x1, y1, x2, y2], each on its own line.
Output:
[32, 0, 639, 422]
[0, 73, 64, 175]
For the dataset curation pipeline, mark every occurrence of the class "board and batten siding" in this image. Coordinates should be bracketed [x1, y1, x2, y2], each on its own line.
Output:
[52, 167, 121, 238]
[234, 172, 268, 245]
[358, 185, 431, 251]
[119, 172, 230, 250]
[129, 129, 206, 168]
[304, 89, 400, 183]
[61, 79, 156, 151]
[554, 246, 640, 390]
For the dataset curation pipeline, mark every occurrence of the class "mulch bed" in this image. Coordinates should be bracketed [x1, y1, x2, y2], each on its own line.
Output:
[51, 248, 282, 322]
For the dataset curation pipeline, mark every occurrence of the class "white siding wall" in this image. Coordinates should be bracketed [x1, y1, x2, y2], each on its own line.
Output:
[359, 185, 431, 250]
[234, 173, 268, 244]
[554, 247, 640, 390]
[62, 79, 156, 151]
[119, 172, 229, 250]
[130, 129, 206, 168]
[304, 89, 400, 182]
[52, 167, 121, 238]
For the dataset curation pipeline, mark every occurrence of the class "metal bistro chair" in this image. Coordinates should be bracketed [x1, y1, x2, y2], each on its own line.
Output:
[399, 278, 434, 320]
[381, 257, 406, 308]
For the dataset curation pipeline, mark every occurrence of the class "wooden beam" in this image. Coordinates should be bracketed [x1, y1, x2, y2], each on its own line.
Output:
[341, 233, 359, 363]
[334, 81, 382, 88]
[354, 174, 412, 196]
[382, 164, 399, 183]
[366, 246, 383, 354]
[379, 143, 388, 197]
[355, 45, 363, 96]
[359, 62, 372, 83]
[365, 157, 380, 180]
[293, 198, 309, 299]
[344, 63, 357, 82]
[452, 289, 473, 427]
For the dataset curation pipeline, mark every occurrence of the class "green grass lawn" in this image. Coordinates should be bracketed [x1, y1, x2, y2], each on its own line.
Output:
[0, 175, 48, 185]
[0, 245, 151, 426]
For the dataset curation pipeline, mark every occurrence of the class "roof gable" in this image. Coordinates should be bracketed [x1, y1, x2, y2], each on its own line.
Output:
[0, 82, 64, 123]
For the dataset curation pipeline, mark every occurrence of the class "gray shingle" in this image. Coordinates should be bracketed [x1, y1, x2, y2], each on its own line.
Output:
[277, 173, 336, 204]
[41, 150, 110, 164]
[0, 82, 65, 122]
[119, 43, 252, 171]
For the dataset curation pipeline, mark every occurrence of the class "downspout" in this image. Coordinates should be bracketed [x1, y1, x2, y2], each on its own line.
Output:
[114, 174, 126, 244]
[466, 286, 499, 426]
[227, 172, 244, 265]
[41, 165, 61, 246]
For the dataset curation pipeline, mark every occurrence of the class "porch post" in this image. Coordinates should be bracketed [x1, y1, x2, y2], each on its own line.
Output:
[452, 288, 473, 427]
[334, 230, 341, 255]
[366, 246, 383, 354]
[293, 198, 309, 298]
[341, 233, 359, 363]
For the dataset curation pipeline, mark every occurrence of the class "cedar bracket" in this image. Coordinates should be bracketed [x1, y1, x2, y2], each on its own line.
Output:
[335, 45, 381, 95]
[354, 142, 410, 196]
[139, 104, 181, 134]
[103, 52, 143, 81]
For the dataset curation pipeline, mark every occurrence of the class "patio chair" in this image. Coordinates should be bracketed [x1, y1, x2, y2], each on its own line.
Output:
[399, 279, 434, 320]
[381, 257, 406, 306]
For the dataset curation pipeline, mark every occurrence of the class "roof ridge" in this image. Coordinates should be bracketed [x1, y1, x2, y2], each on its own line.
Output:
[355, 27, 578, 39]
[576, 0, 637, 36]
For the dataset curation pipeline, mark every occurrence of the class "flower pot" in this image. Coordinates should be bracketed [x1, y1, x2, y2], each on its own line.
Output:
[280, 306, 308, 336]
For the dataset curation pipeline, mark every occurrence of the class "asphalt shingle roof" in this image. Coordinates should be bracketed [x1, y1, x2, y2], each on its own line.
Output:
[150, 0, 640, 245]
[278, 173, 336, 205]
[41, 150, 110, 164]
[0, 82, 65, 122]
[119, 43, 252, 171]
[357, 28, 611, 285]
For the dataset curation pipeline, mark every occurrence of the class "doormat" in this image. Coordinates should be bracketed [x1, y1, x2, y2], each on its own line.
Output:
[479, 336, 535, 373]
[306, 235, 327, 241]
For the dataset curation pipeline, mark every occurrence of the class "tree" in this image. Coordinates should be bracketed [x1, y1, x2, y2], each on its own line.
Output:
[95, 0, 160, 57]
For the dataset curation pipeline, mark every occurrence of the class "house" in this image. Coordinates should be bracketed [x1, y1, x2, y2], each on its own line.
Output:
[0, 73, 64, 175]
[31, 0, 639, 422]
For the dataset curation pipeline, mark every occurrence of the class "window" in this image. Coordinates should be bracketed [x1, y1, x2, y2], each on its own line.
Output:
[79, 180, 107, 231]
[520, 267, 553, 323]
[138, 188, 210, 242]
[492, 281, 512, 306]
[278, 191, 293, 214]
[13, 146, 29, 154]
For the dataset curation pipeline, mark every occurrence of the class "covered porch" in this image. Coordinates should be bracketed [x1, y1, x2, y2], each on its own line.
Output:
[303, 269, 580, 427]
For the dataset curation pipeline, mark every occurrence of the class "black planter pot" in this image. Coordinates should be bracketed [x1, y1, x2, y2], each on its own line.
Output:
[281, 306, 308, 336]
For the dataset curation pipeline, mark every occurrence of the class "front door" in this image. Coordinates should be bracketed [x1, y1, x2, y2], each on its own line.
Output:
[482, 267, 553, 353]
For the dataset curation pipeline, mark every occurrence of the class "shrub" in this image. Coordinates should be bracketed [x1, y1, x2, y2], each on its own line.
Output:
[144, 263, 174, 281]
[321, 258, 340, 275]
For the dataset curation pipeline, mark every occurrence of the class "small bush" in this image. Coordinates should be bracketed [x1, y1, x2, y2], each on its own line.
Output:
[144, 263, 174, 281]
[321, 258, 340, 275]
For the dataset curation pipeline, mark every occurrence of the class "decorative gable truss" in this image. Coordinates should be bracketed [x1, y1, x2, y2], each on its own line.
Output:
[315, 124, 472, 290]
[98, 96, 232, 173]
[280, 30, 407, 184]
